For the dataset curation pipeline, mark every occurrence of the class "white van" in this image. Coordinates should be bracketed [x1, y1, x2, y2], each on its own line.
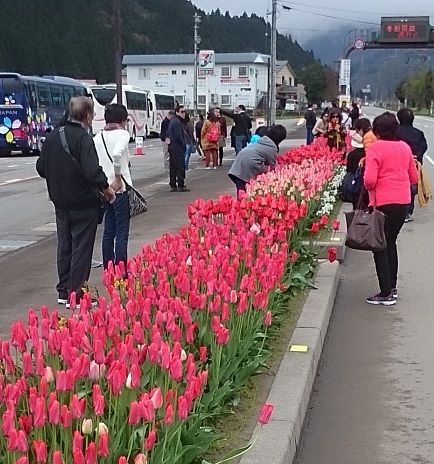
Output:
[285, 99, 298, 111]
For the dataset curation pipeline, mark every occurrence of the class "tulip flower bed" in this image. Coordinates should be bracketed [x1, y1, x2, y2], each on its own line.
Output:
[0, 141, 344, 464]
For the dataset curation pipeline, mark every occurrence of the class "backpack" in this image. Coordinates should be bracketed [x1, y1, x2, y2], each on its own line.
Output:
[340, 167, 363, 203]
[208, 123, 219, 143]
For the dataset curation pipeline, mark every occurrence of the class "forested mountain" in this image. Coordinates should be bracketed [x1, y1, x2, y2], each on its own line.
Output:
[0, 0, 317, 83]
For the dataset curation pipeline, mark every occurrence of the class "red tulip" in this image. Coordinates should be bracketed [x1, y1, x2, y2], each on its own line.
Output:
[92, 385, 105, 416]
[264, 311, 272, 327]
[177, 396, 189, 420]
[85, 442, 97, 464]
[70, 394, 84, 418]
[33, 439, 48, 463]
[17, 429, 28, 452]
[258, 403, 274, 425]
[332, 219, 340, 231]
[48, 398, 60, 425]
[53, 451, 63, 464]
[289, 249, 299, 263]
[163, 403, 174, 425]
[145, 428, 157, 451]
[118, 458, 128, 464]
[128, 401, 141, 425]
[199, 346, 207, 363]
[327, 247, 337, 263]
[61, 405, 72, 428]
[73, 430, 84, 454]
[97, 432, 109, 457]
[16, 457, 29, 464]
[34, 397, 46, 428]
[169, 357, 183, 381]
[309, 221, 320, 234]
[73, 452, 85, 464]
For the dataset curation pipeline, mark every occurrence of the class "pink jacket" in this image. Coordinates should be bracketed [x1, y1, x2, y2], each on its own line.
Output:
[364, 140, 419, 207]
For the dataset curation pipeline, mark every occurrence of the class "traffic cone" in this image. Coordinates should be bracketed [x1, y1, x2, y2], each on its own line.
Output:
[135, 137, 144, 155]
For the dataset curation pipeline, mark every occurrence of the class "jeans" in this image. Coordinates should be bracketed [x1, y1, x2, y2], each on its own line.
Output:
[55, 207, 99, 300]
[184, 144, 192, 170]
[235, 135, 247, 155]
[306, 128, 314, 145]
[169, 146, 186, 188]
[372, 204, 408, 296]
[229, 174, 247, 199]
[102, 191, 130, 269]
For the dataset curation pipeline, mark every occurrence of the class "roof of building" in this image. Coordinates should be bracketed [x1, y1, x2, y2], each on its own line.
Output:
[276, 60, 296, 77]
[123, 53, 271, 66]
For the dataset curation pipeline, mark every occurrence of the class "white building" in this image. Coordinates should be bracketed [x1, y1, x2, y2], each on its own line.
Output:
[123, 52, 274, 110]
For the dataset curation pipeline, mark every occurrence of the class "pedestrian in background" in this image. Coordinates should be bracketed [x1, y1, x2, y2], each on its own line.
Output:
[228, 124, 287, 197]
[396, 107, 428, 222]
[349, 101, 360, 129]
[195, 113, 205, 160]
[201, 111, 220, 169]
[36, 96, 115, 306]
[326, 113, 345, 151]
[355, 118, 377, 150]
[364, 112, 418, 306]
[168, 106, 189, 192]
[94, 103, 132, 270]
[221, 105, 252, 155]
[312, 111, 329, 137]
[183, 112, 195, 170]
[214, 107, 227, 166]
[159, 110, 175, 173]
[304, 103, 317, 145]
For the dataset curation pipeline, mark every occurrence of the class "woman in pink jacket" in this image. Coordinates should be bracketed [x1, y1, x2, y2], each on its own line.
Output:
[364, 112, 418, 306]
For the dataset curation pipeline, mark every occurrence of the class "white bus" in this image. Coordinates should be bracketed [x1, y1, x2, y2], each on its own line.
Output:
[88, 84, 150, 140]
[147, 91, 176, 136]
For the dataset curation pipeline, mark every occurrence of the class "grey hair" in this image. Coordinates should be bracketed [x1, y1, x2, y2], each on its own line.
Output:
[69, 96, 94, 122]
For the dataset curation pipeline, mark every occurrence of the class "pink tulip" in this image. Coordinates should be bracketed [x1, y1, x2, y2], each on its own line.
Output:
[73, 430, 84, 454]
[332, 219, 340, 231]
[118, 458, 128, 464]
[73, 452, 85, 464]
[177, 396, 189, 420]
[145, 428, 157, 450]
[199, 346, 207, 363]
[163, 403, 174, 425]
[258, 403, 274, 425]
[150, 387, 163, 409]
[16, 457, 29, 464]
[264, 311, 272, 327]
[134, 454, 148, 464]
[97, 432, 109, 457]
[327, 247, 337, 263]
[53, 451, 63, 464]
[33, 439, 48, 463]
[92, 384, 105, 416]
[128, 401, 141, 425]
[85, 442, 97, 464]
[34, 397, 46, 428]
[48, 398, 60, 425]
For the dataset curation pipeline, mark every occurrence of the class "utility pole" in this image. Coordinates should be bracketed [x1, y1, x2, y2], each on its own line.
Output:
[113, 0, 122, 104]
[270, 0, 277, 125]
[193, 13, 201, 116]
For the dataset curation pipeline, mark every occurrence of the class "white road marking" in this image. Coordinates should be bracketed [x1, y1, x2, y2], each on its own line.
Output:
[7, 165, 19, 168]
[26, 162, 35, 165]
[0, 175, 39, 186]
[425, 155, 434, 167]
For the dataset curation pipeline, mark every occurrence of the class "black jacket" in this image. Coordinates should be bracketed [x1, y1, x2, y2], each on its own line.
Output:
[346, 147, 365, 174]
[36, 121, 108, 210]
[160, 117, 170, 141]
[396, 123, 428, 163]
[221, 110, 252, 136]
[304, 109, 317, 129]
[168, 116, 186, 152]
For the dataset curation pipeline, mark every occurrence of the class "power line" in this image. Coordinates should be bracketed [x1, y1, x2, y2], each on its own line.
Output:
[278, 2, 380, 26]
[279, 0, 390, 17]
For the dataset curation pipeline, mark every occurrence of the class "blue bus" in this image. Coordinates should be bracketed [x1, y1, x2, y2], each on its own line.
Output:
[0, 73, 86, 156]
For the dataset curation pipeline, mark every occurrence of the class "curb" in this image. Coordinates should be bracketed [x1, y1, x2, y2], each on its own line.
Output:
[239, 204, 349, 464]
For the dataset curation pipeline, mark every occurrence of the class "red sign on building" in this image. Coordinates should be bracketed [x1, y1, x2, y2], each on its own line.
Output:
[380, 16, 430, 43]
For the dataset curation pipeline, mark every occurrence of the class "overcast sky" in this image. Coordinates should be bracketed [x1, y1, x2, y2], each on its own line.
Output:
[191, 0, 433, 45]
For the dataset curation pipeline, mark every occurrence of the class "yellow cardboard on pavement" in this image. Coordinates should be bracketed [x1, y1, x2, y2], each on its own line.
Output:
[289, 344, 309, 353]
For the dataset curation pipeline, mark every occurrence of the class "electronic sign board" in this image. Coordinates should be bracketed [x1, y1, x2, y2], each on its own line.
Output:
[380, 17, 430, 43]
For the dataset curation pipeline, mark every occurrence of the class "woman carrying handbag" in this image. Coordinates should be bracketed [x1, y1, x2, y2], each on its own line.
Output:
[363, 112, 418, 306]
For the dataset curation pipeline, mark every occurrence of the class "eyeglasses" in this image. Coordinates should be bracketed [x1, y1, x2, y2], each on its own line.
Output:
[179, 110, 186, 114]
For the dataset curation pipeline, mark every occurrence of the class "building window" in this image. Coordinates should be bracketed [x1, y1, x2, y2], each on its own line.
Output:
[221, 95, 231, 105]
[139, 68, 150, 80]
[172, 70, 177, 75]
[175, 95, 185, 104]
[221, 66, 231, 77]
[198, 95, 206, 105]
[181, 70, 187, 75]
[238, 66, 248, 78]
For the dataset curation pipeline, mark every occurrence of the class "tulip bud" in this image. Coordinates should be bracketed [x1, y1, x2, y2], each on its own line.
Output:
[180, 349, 187, 362]
[96, 422, 109, 436]
[125, 372, 133, 389]
[81, 418, 93, 435]
[44, 366, 54, 383]
[134, 453, 148, 464]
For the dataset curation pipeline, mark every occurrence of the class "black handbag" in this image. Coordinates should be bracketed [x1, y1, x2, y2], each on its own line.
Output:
[101, 133, 147, 218]
[59, 127, 105, 224]
[344, 189, 387, 252]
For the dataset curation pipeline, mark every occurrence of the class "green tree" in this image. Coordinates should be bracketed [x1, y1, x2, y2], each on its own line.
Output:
[299, 62, 327, 104]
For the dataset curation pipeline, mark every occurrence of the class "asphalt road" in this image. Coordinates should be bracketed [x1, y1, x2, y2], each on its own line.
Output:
[295, 109, 434, 464]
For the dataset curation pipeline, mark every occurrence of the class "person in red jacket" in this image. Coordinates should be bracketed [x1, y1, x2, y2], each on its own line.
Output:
[364, 112, 418, 306]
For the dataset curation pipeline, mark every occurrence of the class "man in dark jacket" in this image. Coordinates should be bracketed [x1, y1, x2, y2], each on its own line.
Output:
[36, 96, 115, 306]
[397, 108, 428, 221]
[221, 105, 252, 155]
[168, 105, 189, 192]
[304, 103, 317, 145]
[159, 110, 175, 173]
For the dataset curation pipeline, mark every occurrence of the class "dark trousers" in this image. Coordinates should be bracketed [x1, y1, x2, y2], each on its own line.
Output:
[373, 204, 408, 296]
[235, 135, 247, 155]
[219, 146, 224, 165]
[229, 174, 247, 199]
[408, 184, 418, 215]
[169, 146, 185, 188]
[102, 192, 130, 269]
[306, 128, 314, 145]
[55, 207, 99, 300]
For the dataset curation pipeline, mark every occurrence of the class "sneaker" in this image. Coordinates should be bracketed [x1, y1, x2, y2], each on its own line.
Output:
[404, 214, 413, 223]
[205, 166, 212, 170]
[178, 187, 191, 192]
[57, 298, 68, 305]
[66, 298, 98, 309]
[91, 259, 103, 268]
[170, 187, 178, 192]
[366, 293, 396, 306]
[213, 166, 218, 170]
[391, 288, 398, 299]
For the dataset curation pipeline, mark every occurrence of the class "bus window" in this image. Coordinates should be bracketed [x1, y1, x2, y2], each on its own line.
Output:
[1, 76, 22, 97]
[74, 86, 86, 96]
[62, 85, 74, 106]
[126, 91, 147, 111]
[37, 83, 52, 107]
[92, 88, 117, 106]
[50, 84, 64, 107]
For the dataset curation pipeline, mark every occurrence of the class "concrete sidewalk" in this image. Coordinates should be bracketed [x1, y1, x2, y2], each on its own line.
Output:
[295, 201, 434, 464]
[0, 136, 304, 339]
